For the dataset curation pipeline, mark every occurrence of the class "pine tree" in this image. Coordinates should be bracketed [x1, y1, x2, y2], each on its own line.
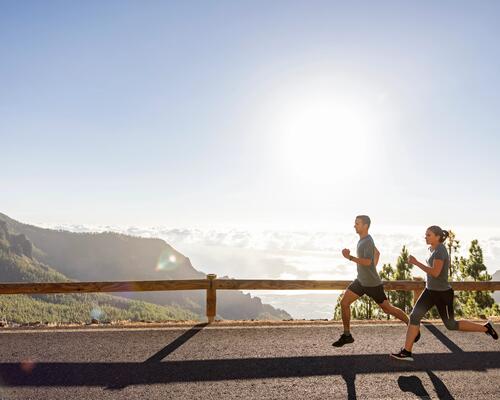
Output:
[446, 230, 461, 280]
[379, 263, 396, 319]
[393, 246, 414, 314]
[457, 240, 494, 316]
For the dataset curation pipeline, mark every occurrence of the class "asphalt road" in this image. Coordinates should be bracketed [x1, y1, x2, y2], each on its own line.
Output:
[0, 322, 499, 399]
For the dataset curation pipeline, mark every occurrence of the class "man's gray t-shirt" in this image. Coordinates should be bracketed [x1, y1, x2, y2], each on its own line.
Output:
[356, 235, 382, 287]
[426, 243, 451, 291]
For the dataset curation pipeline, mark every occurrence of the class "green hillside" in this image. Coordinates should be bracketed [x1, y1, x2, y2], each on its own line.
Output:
[0, 212, 291, 320]
[0, 221, 198, 324]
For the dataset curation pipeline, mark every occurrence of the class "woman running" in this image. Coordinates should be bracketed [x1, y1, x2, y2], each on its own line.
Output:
[391, 225, 498, 361]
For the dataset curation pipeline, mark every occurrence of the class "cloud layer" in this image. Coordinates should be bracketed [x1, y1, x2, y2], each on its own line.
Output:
[44, 224, 500, 281]
[41, 224, 500, 318]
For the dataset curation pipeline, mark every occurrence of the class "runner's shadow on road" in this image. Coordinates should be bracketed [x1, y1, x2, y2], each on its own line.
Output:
[0, 323, 496, 398]
[398, 372, 455, 400]
[1, 351, 497, 387]
[344, 322, 462, 399]
[422, 322, 464, 353]
[398, 375, 431, 399]
[396, 322, 463, 400]
[107, 322, 208, 390]
[143, 323, 208, 364]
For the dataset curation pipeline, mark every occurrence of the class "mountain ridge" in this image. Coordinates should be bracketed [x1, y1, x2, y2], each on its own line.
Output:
[0, 220, 198, 323]
[0, 212, 291, 320]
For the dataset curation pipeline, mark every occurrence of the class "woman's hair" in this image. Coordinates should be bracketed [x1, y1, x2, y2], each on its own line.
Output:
[427, 225, 449, 243]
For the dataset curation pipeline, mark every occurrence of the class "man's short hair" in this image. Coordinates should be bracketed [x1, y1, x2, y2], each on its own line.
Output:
[356, 215, 371, 228]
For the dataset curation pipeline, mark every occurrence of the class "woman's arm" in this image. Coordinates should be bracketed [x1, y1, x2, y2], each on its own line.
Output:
[409, 255, 444, 278]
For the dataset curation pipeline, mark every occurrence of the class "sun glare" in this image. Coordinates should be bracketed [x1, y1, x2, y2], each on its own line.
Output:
[274, 95, 375, 184]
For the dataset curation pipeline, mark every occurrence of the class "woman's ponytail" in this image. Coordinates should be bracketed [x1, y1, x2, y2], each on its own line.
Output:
[428, 226, 449, 243]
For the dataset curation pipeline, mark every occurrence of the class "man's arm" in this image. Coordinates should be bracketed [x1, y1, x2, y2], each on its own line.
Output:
[342, 248, 372, 267]
[350, 255, 372, 267]
[374, 246, 380, 267]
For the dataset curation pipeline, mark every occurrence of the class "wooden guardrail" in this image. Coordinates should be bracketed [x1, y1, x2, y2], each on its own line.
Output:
[1, 276, 499, 322]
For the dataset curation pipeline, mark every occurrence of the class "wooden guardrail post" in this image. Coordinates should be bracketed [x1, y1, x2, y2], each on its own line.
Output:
[206, 274, 217, 323]
[412, 277, 424, 305]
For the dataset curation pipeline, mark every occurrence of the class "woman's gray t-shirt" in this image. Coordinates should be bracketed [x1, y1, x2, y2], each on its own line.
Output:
[426, 243, 451, 291]
[356, 235, 382, 287]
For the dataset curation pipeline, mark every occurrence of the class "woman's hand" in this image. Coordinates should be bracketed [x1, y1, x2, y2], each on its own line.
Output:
[408, 255, 418, 265]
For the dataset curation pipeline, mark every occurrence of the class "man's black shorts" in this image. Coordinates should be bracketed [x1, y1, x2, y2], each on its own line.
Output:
[347, 279, 387, 304]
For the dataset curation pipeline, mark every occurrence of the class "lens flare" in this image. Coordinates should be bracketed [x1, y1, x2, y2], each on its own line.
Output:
[20, 359, 36, 374]
[90, 306, 104, 321]
[156, 249, 180, 272]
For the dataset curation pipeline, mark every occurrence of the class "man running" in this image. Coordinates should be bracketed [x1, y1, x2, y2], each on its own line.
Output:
[333, 215, 420, 347]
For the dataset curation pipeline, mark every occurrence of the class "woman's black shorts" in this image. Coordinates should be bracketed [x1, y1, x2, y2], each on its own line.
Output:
[347, 279, 388, 304]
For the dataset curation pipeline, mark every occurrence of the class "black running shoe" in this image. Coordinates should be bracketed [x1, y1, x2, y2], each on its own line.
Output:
[414, 330, 421, 343]
[485, 321, 498, 340]
[332, 333, 354, 347]
[390, 348, 414, 361]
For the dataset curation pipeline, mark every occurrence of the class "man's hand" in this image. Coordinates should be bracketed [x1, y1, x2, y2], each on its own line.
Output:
[342, 248, 351, 259]
[408, 255, 417, 265]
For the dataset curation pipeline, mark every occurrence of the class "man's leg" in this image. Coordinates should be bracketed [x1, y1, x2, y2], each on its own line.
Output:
[378, 300, 409, 324]
[371, 286, 423, 343]
[367, 285, 409, 324]
[333, 288, 360, 347]
[341, 289, 360, 334]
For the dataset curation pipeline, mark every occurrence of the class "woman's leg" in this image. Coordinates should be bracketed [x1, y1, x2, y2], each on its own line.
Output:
[434, 290, 487, 333]
[405, 325, 421, 352]
[405, 289, 433, 352]
[458, 320, 487, 332]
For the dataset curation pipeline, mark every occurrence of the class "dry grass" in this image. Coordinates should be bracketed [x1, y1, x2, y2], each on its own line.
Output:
[1, 316, 499, 331]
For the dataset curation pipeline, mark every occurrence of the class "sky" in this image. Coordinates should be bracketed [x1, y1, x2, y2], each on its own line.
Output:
[1, 1, 500, 231]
